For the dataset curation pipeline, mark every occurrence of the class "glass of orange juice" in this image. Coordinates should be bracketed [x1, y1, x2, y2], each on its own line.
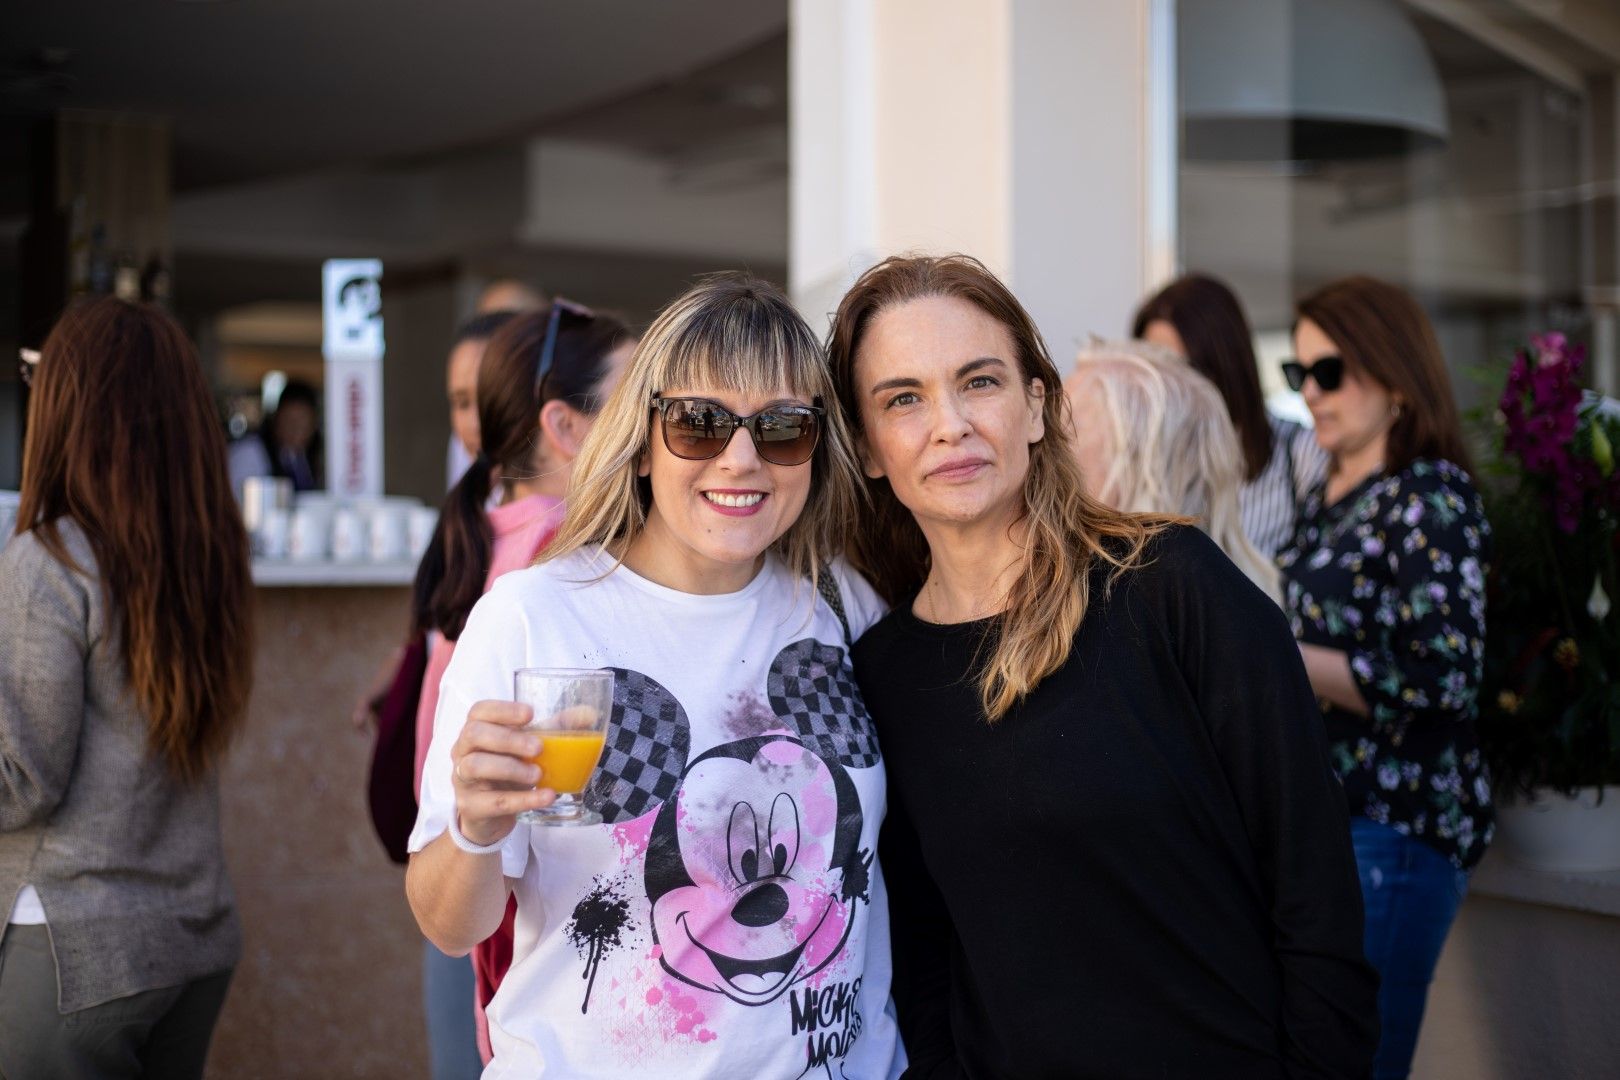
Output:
[513, 668, 613, 827]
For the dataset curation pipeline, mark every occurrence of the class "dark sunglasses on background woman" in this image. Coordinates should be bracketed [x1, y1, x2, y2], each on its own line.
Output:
[1281, 355, 1345, 393]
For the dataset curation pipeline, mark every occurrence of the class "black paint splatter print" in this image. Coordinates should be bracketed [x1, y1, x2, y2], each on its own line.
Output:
[567, 876, 632, 1014]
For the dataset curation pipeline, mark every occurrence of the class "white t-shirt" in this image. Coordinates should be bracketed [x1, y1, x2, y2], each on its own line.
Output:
[410, 547, 905, 1080]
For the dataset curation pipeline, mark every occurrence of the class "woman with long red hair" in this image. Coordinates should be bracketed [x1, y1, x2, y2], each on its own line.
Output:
[0, 297, 254, 1078]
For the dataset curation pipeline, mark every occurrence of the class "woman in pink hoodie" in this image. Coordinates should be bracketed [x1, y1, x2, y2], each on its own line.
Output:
[410, 301, 634, 1065]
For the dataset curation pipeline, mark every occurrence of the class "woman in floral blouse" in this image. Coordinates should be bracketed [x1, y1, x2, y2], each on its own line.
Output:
[1277, 275, 1491, 1080]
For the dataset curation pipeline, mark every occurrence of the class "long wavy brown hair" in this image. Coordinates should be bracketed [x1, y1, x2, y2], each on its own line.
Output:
[19, 297, 254, 781]
[828, 254, 1170, 721]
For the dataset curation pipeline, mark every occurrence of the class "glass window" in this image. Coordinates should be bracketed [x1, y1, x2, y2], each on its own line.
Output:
[1177, 0, 1620, 411]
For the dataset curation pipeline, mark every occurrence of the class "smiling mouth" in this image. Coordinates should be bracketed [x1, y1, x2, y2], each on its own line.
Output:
[675, 902, 834, 997]
[703, 491, 765, 508]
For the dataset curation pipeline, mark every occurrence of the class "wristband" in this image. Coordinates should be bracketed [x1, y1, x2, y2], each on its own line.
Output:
[448, 813, 507, 856]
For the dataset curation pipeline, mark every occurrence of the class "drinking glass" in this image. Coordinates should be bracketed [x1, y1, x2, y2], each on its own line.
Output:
[513, 668, 613, 827]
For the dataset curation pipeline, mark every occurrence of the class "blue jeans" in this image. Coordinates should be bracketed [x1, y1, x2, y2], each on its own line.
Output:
[422, 939, 483, 1080]
[1351, 818, 1469, 1080]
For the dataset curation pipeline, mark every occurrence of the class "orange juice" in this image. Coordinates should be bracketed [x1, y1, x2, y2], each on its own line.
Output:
[530, 732, 606, 795]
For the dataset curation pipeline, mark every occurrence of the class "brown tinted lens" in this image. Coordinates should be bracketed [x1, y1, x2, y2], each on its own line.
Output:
[662, 399, 736, 460]
[752, 408, 819, 465]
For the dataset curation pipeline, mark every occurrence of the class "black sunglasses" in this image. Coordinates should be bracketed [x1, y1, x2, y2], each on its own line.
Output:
[1281, 355, 1345, 393]
[650, 393, 824, 466]
[19, 348, 40, 387]
[536, 298, 595, 400]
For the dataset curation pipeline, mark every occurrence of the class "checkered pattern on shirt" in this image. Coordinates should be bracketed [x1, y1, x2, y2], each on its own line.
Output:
[767, 638, 880, 769]
[586, 667, 691, 824]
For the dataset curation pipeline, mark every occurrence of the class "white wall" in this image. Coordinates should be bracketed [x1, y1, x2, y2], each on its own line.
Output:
[1011, 0, 1153, 359]
[790, 0, 1166, 369]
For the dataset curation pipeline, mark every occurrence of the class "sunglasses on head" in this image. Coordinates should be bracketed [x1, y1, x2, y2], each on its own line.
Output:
[1281, 355, 1345, 393]
[650, 393, 824, 466]
[536, 298, 595, 400]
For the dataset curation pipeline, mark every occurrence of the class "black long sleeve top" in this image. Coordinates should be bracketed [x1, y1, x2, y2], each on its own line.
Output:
[855, 526, 1378, 1080]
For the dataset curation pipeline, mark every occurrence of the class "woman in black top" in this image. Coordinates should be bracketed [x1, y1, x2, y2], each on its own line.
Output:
[1277, 276, 1491, 1080]
[826, 255, 1377, 1079]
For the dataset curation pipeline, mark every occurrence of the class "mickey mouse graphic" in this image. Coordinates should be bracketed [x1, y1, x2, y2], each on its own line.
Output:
[644, 733, 872, 1006]
[572, 638, 879, 1012]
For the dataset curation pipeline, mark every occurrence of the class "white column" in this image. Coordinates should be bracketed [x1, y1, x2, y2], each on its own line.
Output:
[790, 0, 1169, 371]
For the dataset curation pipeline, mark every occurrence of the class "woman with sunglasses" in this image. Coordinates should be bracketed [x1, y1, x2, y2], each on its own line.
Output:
[1277, 275, 1491, 1080]
[828, 255, 1376, 1079]
[404, 276, 902, 1079]
[410, 301, 633, 1071]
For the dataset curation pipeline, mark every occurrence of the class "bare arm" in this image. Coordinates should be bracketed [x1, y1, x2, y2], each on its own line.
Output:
[1297, 643, 1369, 717]
[405, 699, 555, 955]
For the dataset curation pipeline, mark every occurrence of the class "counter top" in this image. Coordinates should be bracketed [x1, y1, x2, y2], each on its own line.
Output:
[252, 559, 416, 587]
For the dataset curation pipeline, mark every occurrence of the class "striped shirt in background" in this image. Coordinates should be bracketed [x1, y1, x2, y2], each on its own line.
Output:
[1240, 413, 1330, 559]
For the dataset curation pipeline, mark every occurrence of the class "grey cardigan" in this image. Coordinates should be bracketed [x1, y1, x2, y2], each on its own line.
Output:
[0, 523, 240, 1012]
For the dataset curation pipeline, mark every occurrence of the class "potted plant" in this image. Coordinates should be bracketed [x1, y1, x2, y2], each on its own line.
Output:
[1475, 332, 1620, 872]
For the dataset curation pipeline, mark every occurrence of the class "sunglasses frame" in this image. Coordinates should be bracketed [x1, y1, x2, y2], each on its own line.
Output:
[535, 298, 596, 401]
[1281, 355, 1346, 393]
[649, 392, 826, 466]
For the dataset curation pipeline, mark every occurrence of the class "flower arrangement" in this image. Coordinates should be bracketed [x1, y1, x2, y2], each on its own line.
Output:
[1476, 332, 1620, 795]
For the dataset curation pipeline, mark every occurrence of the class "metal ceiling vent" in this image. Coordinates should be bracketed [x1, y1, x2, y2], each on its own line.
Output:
[1180, 0, 1449, 163]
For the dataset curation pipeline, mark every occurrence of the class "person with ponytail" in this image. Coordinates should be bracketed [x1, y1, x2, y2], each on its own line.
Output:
[0, 297, 254, 1078]
[827, 255, 1377, 1078]
[410, 300, 633, 1070]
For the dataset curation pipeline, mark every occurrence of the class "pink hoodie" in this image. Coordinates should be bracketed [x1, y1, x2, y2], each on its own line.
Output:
[412, 494, 566, 795]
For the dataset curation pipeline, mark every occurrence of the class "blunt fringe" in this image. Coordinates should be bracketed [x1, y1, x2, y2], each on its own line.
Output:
[19, 297, 254, 782]
[544, 274, 864, 591]
[827, 254, 1170, 722]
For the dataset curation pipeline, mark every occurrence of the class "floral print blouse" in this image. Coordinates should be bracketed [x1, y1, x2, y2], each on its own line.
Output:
[1278, 458, 1493, 870]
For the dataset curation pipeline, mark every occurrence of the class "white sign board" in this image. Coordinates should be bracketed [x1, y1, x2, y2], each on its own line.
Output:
[324, 360, 383, 498]
[321, 259, 384, 496]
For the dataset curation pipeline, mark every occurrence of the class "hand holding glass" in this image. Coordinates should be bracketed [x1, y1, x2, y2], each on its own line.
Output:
[513, 668, 613, 826]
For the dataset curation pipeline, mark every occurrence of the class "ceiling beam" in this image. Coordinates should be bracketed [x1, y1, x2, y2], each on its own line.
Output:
[1405, 0, 1585, 92]
[1497, 0, 1620, 68]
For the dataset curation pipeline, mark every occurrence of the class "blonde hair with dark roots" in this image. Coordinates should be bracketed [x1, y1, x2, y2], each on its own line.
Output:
[1069, 340, 1278, 600]
[827, 254, 1170, 722]
[545, 274, 864, 590]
